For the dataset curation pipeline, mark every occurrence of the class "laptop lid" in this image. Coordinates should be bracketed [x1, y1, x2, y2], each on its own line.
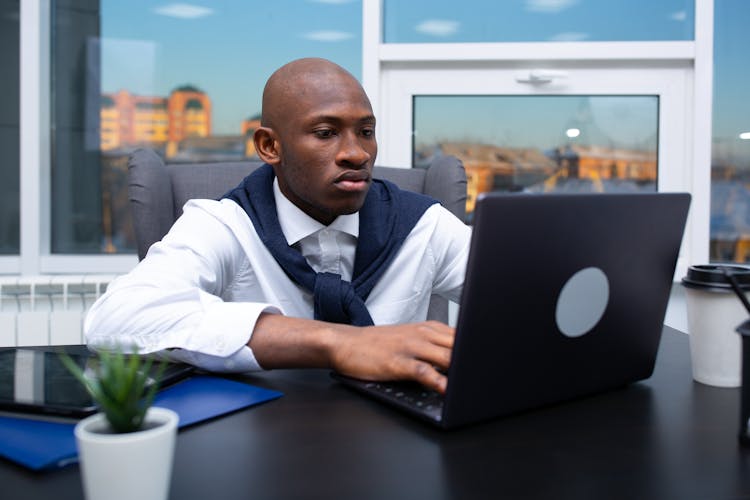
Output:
[441, 192, 690, 428]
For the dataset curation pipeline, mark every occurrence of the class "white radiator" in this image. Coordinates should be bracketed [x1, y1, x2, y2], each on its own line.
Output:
[0, 275, 116, 347]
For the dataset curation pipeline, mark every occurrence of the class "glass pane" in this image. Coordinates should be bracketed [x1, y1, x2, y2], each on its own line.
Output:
[413, 95, 658, 220]
[52, 0, 362, 254]
[384, 0, 694, 43]
[0, 0, 19, 254]
[711, 0, 750, 264]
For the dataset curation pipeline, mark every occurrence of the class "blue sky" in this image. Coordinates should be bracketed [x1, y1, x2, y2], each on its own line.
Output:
[101, 0, 748, 165]
[102, 0, 362, 135]
[383, 0, 693, 43]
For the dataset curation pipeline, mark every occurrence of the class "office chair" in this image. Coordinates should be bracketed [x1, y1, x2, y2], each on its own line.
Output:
[127, 147, 467, 322]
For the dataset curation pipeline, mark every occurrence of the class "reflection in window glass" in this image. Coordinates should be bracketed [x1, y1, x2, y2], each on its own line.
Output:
[384, 0, 694, 43]
[0, 0, 19, 254]
[413, 95, 658, 220]
[52, 0, 362, 254]
[711, 0, 750, 264]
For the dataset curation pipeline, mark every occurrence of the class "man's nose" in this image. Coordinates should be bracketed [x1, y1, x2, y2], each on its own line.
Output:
[335, 131, 371, 167]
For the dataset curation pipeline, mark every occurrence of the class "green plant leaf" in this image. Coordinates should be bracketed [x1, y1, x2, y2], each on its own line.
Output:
[58, 345, 167, 434]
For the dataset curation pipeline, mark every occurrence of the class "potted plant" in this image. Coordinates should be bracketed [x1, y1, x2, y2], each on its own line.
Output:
[60, 347, 179, 500]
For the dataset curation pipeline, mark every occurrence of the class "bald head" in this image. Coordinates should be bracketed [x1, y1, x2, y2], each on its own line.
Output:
[261, 58, 370, 130]
[252, 57, 377, 225]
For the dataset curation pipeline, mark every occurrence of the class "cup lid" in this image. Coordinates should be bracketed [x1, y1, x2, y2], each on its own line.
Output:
[682, 264, 750, 291]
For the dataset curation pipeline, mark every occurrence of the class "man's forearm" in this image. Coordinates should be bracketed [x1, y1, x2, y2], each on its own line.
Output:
[249, 313, 348, 369]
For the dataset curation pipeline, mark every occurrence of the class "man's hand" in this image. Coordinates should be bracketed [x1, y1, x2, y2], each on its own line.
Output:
[328, 321, 453, 394]
[250, 314, 454, 394]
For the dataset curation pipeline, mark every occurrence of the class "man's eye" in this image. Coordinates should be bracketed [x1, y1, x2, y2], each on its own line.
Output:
[314, 129, 335, 139]
[361, 128, 375, 137]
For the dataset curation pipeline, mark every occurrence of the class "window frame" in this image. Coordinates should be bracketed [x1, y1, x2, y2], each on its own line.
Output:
[379, 65, 693, 278]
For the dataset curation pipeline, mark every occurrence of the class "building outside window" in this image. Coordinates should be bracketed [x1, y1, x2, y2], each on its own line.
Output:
[413, 94, 659, 221]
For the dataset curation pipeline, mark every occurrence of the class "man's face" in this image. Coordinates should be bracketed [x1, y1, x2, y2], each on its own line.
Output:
[270, 73, 377, 225]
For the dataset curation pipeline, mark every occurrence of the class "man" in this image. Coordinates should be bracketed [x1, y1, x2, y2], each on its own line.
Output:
[85, 58, 471, 394]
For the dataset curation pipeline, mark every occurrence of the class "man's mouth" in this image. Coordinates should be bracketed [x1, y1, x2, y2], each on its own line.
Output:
[334, 171, 371, 192]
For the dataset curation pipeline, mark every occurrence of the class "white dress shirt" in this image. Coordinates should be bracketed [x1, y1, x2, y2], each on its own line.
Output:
[84, 179, 471, 373]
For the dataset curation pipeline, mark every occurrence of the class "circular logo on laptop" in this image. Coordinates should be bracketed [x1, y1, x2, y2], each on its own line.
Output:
[555, 267, 610, 338]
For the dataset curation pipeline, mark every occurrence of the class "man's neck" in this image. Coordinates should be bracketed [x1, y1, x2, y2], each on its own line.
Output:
[273, 177, 359, 246]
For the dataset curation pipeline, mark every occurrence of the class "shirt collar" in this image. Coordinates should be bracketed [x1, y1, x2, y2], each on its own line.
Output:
[273, 178, 359, 246]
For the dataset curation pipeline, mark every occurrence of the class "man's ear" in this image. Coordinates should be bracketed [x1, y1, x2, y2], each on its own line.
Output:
[254, 127, 281, 165]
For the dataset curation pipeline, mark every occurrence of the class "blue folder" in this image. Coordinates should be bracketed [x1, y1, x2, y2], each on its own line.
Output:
[0, 375, 282, 471]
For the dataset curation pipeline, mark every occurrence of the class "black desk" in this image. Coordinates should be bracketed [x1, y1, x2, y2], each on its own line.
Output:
[4, 327, 750, 499]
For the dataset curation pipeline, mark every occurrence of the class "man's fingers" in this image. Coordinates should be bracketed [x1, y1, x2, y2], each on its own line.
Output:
[408, 360, 448, 394]
[408, 323, 454, 369]
[411, 340, 451, 372]
[417, 321, 455, 349]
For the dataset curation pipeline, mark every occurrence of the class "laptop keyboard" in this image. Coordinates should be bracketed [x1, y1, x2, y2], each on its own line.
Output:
[358, 380, 444, 423]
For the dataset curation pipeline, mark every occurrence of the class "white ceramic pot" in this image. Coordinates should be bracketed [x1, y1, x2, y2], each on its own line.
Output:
[75, 406, 179, 500]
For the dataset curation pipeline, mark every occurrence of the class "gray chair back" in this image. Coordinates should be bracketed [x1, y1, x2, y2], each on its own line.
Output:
[128, 147, 467, 322]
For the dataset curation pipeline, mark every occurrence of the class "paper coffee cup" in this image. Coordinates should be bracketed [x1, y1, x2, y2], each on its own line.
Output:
[682, 265, 750, 388]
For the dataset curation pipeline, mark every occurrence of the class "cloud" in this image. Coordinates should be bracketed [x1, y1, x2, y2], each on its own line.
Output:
[526, 0, 579, 14]
[670, 10, 687, 21]
[548, 32, 589, 42]
[302, 31, 354, 42]
[152, 3, 214, 19]
[415, 19, 459, 37]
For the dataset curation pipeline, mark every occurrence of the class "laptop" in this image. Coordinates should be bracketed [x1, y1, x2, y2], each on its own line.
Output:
[334, 191, 691, 429]
[0, 347, 194, 420]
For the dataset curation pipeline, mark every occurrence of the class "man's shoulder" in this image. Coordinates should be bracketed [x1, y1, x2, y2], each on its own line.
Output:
[183, 198, 247, 219]
[175, 198, 257, 237]
[164, 198, 261, 258]
[414, 202, 463, 228]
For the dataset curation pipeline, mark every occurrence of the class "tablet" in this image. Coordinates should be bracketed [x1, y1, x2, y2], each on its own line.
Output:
[0, 347, 194, 419]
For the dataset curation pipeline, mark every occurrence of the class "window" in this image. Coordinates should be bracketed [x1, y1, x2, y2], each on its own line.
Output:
[383, 0, 694, 43]
[413, 95, 658, 219]
[373, 0, 701, 279]
[711, 0, 750, 263]
[378, 61, 693, 273]
[51, 0, 362, 256]
[0, 0, 19, 255]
